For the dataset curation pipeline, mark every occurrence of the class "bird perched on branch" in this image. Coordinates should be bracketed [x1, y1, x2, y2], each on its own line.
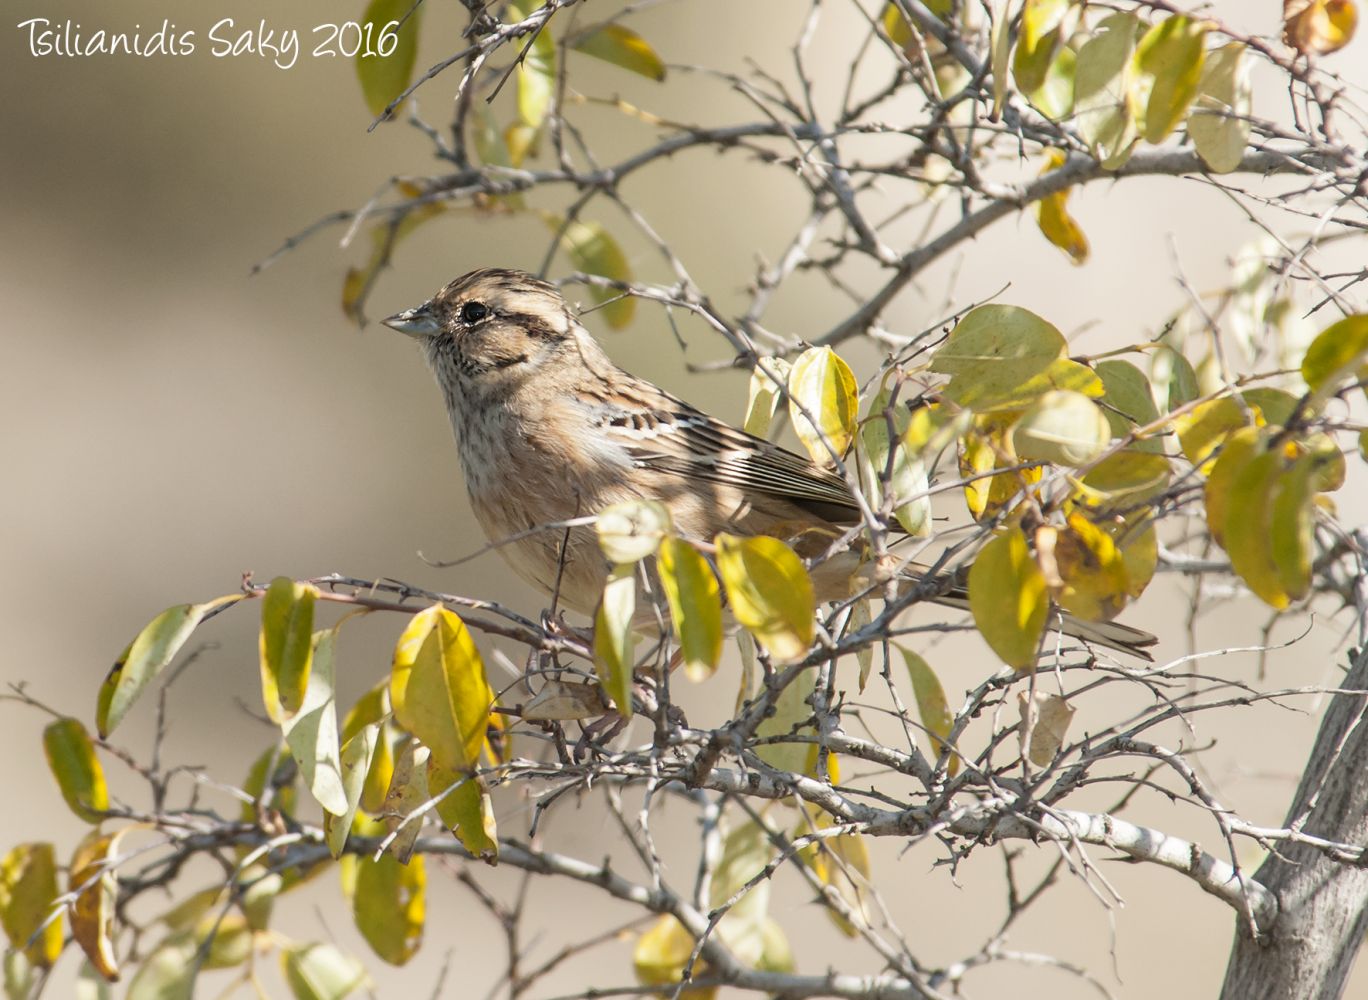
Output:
[384, 267, 1157, 660]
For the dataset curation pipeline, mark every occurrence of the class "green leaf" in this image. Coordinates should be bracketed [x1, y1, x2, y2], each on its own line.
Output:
[714, 534, 815, 664]
[1151, 342, 1200, 411]
[353, 853, 424, 965]
[931, 303, 1065, 393]
[282, 630, 347, 815]
[1097, 359, 1162, 451]
[390, 606, 494, 773]
[900, 649, 956, 773]
[1270, 451, 1321, 602]
[0, 845, 62, 969]
[125, 936, 195, 1000]
[1027, 44, 1076, 119]
[859, 387, 931, 536]
[593, 565, 637, 717]
[1074, 12, 1141, 167]
[948, 357, 1102, 412]
[968, 528, 1048, 669]
[507, 1, 557, 130]
[657, 537, 724, 681]
[1014, 0, 1071, 93]
[1189, 42, 1251, 173]
[428, 762, 499, 862]
[42, 719, 108, 824]
[597, 499, 672, 564]
[96, 594, 242, 737]
[282, 942, 367, 1000]
[1011, 390, 1111, 467]
[743, 358, 792, 438]
[1224, 444, 1293, 609]
[356, 0, 422, 118]
[788, 346, 860, 464]
[1132, 15, 1207, 144]
[259, 577, 317, 721]
[1302, 314, 1368, 393]
[542, 214, 636, 328]
[571, 23, 666, 80]
[753, 662, 815, 773]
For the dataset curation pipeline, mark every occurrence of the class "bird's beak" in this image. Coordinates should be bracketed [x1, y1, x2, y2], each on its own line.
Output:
[382, 301, 441, 338]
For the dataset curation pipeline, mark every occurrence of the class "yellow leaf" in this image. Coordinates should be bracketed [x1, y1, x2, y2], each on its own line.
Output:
[900, 649, 958, 774]
[1174, 396, 1260, 472]
[968, 528, 1049, 669]
[1036, 151, 1090, 264]
[1270, 451, 1323, 602]
[1014, 0, 1070, 93]
[1204, 426, 1264, 547]
[96, 594, 243, 737]
[69, 829, 128, 981]
[325, 723, 378, 858]
[42, 719, 108, 824]
[788, 346, 860, 465]
[571, 23, 666, 80]
[259, 577, 317, 722]
[593, 565, 637, 717]
[428, 762, 499, 862]
[1284, 0, 1358, 55]
[1048, 512, 1131, 621]
[1132, 15, 1207, 144]
[507, 1, 557, 129]
[742, 358, 792, 438]
[341, 679, 390, 745]
[634, 916, 715, 1000]
[390, 605, 493, 772]
[658, 537, 724, 681]
[1224, 445, 1295, 609]
[1189, 43, 1252, 173]
[1076, 449, 1172, 506]
[959, 414, 1043, 521]
[1301, 314, 1368, 394]
[281, 942, 367, 1000]
[356, 0, 422, 118]
[353, 852, 424, 965]
[0, 844, 62, 969]
[1104, 512, 1158, 598]
[714, 534, 815, 664]
[1012, 389, 1111, 467]
[597, 499, 672, 564]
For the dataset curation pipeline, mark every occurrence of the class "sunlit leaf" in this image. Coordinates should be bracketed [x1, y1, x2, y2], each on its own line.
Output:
[1045, 512, 1131, 621]
[597, 499, 672, 564]
[1027, 44, 1076, 119]
[968, 528, 1049, 669]
[282, 629, 347, 815]
[1018, 691, 1076, 766]
[1012, 390, 1111, 467]
[1132, 15, 1207, 143]
[1174, 396, 1260, 472]
[714, 534, 815, 664]
[1301, 314, 1368, 394]
[379, 738, 429, 863]
[900, 649, 957, 774]
[859, 387, 932, 536]
[989, 1, 1012, 117]
[1074, 12, 1141, 166]
[507, 1, 557, 129]
[69, 829, 128, 981]
[356, 0, 422, 118]
[390, 605, 494, 773]
[282, 942, 368, 1000]
[634, 915, 715, 1000]
[96, 594, 242, 737]
[593, 565, 637, 718]
[931, 304, 1066, 379]
[960, 413, 1043, 520]
[658, 537, 724, 681]
[325, 723, 379, 858]
[0, 845, 62, 969]
[1035, 150, 1089, 264]
[259, 577, 318, 722]
[788, 346, 859, 465]
[572, 23, 666, 80]
[428, 763, 499, 862]
[125, 936, 195, 1000]
[1270, 450, 1324, 602]
[1224, 443, 1296, 609]
[341, 681, 390, 746]
[1283, 0, 1358, 55]
[42, 719, 108, 824]
[541, 214, 636, 328]
[1189, 42, 1252, 173]
[1096, 358, 1162, 451]
[743, 358, 792, 438]
[1076, 450, 1172, 506]
[353, 853, 424, 965]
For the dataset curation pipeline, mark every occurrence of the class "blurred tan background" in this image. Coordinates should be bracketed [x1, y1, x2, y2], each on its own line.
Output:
[3, 0, 1366, 997]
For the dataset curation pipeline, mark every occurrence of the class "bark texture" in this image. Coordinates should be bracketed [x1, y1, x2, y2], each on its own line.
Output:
[1219, 645, 1368, 999]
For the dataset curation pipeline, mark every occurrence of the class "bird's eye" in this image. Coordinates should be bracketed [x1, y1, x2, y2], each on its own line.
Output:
[460, 301, 489, 325]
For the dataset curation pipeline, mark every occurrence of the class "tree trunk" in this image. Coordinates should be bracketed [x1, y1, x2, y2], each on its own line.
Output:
[1220, 645, 1368, 999]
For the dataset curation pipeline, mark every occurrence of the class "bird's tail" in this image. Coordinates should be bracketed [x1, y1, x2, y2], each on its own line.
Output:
[929, 591, 1158, 660]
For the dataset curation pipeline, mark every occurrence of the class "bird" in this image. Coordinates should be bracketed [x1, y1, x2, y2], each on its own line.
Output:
[383, 267, 1158, 660]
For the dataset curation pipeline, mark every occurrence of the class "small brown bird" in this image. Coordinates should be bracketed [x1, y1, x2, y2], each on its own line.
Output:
[384, 267, 1157, 660]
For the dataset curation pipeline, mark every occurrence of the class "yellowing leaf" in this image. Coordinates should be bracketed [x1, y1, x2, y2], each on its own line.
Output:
[1270, 451, 1323, 602]
[362, 723, 400, 816]
[989, 2, 1012, 117]
[1012, 390, 1111, 467]
[571, 23, 666, 80]
[968, 528, 1049, 669]
[960, 414, 1043, 521]
[1077, 450, 1172, 506]
[753, 662, 815, 774]
[743, 358, 792, 438]
[634, 915, 715, 1000]
[597, 499, 671, 564]
[0, 844, 62, 968]
[1204, 426, 1264, 547]
[788, 346, 859, 465]
[658, 537, 724, 681]
[325, 723, 378, 858]
[1284, 0, 1359, 55]
[1132, 15, 1207, 143]
[932, 304, 1066, 379]
[1104, 512, 1159, 598]
[1174, 396, 1259, 472]
[1189, 42, 1252, 173]
[356, 0, 422, 118]
[281, 942, 367, 1000]
[1074, 12, 1142, 167]
[353, 852, 424, 965]
[1018, 691, 1076, 766]
[70, 829, 128, 982]
[281, 630, 348, 815]
[1301, 314, 1368, 393]
[1014, 0, 1070, 93]
[379, 738, 429, 863]
[1048, 512, 1131, 621]
[860, 387, 932, 536]
[125, 937, 195, 1000]
[428, 763, 498, 862]
[714, 534, 815, 664]
[542, 214, 636, 329]
[900, 649, 957, 774]
[96, 594, 243, 737]
[42, 719, 108, 824]
[1027, 44, 1077, 119]
[1036, 151, 1089, 264]
[507, 1, 557, 130]
[593, 565, 637, 718]
[1225, 445, 1295, 609]
[390, 606, 494, 773]
[259, 577, 318, 722]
